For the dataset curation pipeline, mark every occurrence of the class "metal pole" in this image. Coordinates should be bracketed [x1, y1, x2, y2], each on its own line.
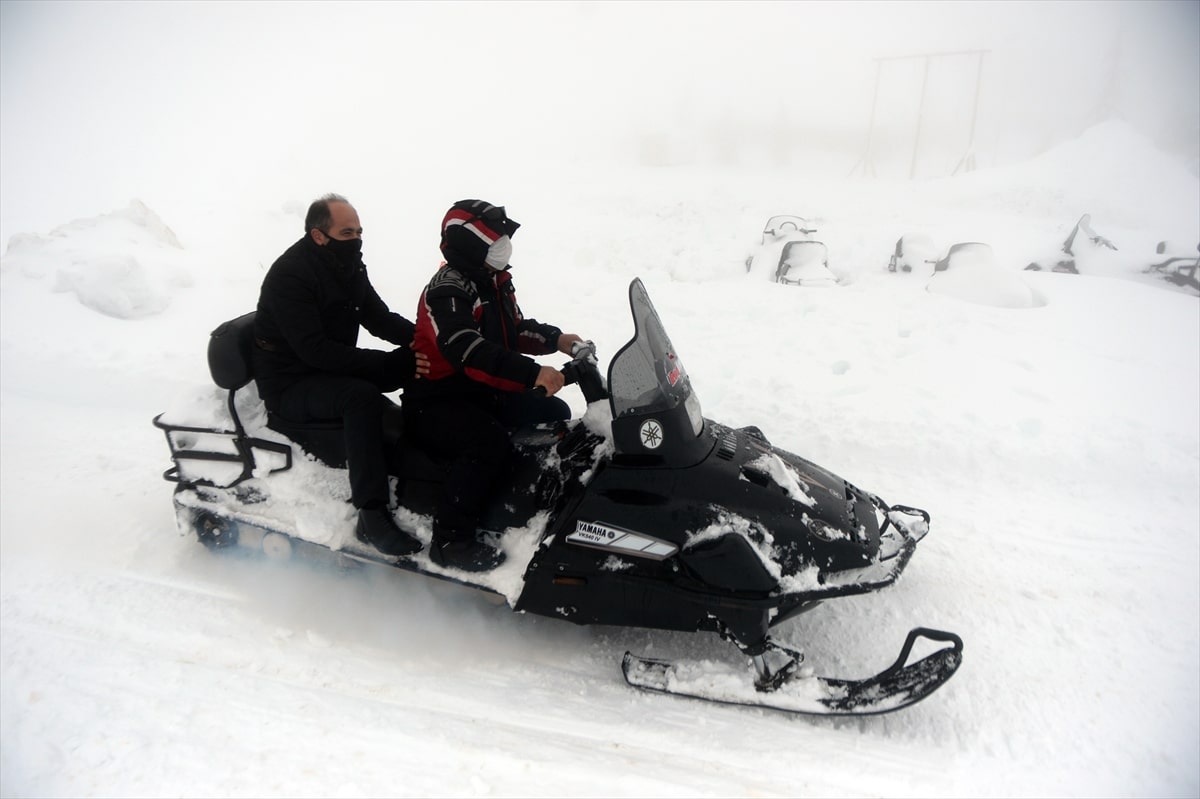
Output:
[954, 51, 986, 174]
[865, 48, 989, 179]
[851, 59, 882, 178]
[909, 56, 931, 180]
[864, 58, 881, 178]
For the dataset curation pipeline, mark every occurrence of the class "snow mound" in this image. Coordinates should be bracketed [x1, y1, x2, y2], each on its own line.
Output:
[926, 266, 1041, 309]
[940, 120, 1200, 234]
[1025, 119, 1194, 197]
[0, 200, 194, 319]
[925, 243, 1043, 309]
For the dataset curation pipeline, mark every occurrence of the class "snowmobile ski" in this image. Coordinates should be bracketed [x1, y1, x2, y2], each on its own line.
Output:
[622, 627, 963, 717]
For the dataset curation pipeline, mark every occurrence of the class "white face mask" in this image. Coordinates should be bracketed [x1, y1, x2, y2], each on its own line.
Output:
[485, 235, 512, 270]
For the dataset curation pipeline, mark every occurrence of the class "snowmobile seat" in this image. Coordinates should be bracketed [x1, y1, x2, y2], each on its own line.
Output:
[154, 313, 370, 487]
[151, 310, 297, 488]
[775, 240, 832, 285]
[206, 311, 410, 470]
[154, 311, 441, 489]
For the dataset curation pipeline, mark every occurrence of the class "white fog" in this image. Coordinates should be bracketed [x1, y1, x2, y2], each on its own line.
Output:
[1, 0, 1197, 243]
[2, 2, 1198, 797]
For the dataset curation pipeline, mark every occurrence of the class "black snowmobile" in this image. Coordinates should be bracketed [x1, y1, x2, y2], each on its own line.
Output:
[153, 277, 962, 716]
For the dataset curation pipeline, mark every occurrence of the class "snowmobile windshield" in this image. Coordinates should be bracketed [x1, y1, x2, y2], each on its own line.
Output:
[936, 242, 994, 272]
[607, 279, 704, 438]
[763, 215, 812, 243]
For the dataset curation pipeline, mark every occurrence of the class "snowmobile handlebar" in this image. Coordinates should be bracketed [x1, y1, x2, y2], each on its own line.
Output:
[528, 345, 609, 404]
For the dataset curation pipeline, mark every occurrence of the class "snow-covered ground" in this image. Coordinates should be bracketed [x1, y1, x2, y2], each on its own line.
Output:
[2, 116, 1198, 797]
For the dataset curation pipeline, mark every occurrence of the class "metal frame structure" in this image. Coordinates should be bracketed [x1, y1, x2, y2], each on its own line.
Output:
[851, 49, 989, 179]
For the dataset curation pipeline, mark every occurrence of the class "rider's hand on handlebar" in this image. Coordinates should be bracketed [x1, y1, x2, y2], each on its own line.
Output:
[534, 365, 566, 396]
[557, 333, 584, 355]
[567, 337, 598, 365]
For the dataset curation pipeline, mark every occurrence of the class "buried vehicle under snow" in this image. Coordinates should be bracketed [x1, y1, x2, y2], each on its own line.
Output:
[153, 278, 962, 716]
[1146, 240, 1199, 295]
[744, 215, 839, 287]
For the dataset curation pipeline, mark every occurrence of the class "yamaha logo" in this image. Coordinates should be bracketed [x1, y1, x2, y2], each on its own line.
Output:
[639, 419, 664, 449]
[565, 520, 680, 561]
[575, 521, 615, 539]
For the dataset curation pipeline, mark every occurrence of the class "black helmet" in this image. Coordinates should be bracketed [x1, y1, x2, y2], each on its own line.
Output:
[440, 199, 520, 267]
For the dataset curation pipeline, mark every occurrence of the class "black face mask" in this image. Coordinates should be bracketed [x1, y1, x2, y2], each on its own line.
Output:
[322, 233, 363, 264]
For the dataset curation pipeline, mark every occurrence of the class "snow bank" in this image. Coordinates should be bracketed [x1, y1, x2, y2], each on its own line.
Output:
[1, 199, 194, 319]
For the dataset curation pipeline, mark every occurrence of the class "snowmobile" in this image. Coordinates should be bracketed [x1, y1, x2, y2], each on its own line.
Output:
[885, 237, 1038, 308]
[744, 215, 839, 287]
[1024, 213, 1117, 274]
[887, 238, 993, 276]
[925, 241, 1041, 309]
[153, 277, 962, 717]
[889, 238, 1008, 276]
[887, 233, 938, 275]
[1145, 240, 1199, 295]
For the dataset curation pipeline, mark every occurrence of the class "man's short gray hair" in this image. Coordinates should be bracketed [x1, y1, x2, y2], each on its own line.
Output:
[305, 193, 350, 234]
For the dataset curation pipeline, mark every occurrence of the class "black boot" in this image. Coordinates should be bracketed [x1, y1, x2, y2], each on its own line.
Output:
[355, 507, 423, 557]
[428, 531, 506, 572]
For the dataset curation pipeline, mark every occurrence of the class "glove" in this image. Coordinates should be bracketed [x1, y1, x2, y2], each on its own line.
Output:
[571, 339, 598, 365]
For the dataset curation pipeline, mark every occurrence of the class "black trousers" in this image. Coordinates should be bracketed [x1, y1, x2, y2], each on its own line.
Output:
[403, 391, 570, 541]
[275, 375, 398, 510]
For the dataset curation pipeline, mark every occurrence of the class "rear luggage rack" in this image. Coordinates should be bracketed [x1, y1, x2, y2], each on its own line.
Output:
[152, 384, 292, 489]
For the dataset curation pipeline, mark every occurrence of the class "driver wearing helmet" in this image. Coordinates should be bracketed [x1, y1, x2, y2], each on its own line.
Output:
[404, 199, 588, 571]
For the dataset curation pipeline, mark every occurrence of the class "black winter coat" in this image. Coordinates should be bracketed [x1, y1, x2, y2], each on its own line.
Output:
[253, 236, 416, 409]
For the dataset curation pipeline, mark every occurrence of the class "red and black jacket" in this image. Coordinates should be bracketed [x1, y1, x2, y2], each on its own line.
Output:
[406, 261, 561, 402]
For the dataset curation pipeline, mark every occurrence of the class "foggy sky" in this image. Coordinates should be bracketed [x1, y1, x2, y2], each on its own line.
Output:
[1, 0, 1197, 240]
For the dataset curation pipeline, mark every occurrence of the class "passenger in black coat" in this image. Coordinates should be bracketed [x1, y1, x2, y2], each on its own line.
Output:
[253, 193, 427, 557]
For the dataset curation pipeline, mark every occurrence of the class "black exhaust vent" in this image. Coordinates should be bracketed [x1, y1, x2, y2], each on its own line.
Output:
[716, 431, 738, 460]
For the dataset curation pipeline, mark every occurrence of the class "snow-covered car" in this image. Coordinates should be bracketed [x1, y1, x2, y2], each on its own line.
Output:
[744, 215, 838, 287]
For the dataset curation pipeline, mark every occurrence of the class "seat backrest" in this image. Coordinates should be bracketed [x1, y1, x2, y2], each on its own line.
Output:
[208, 311, 257, 390]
